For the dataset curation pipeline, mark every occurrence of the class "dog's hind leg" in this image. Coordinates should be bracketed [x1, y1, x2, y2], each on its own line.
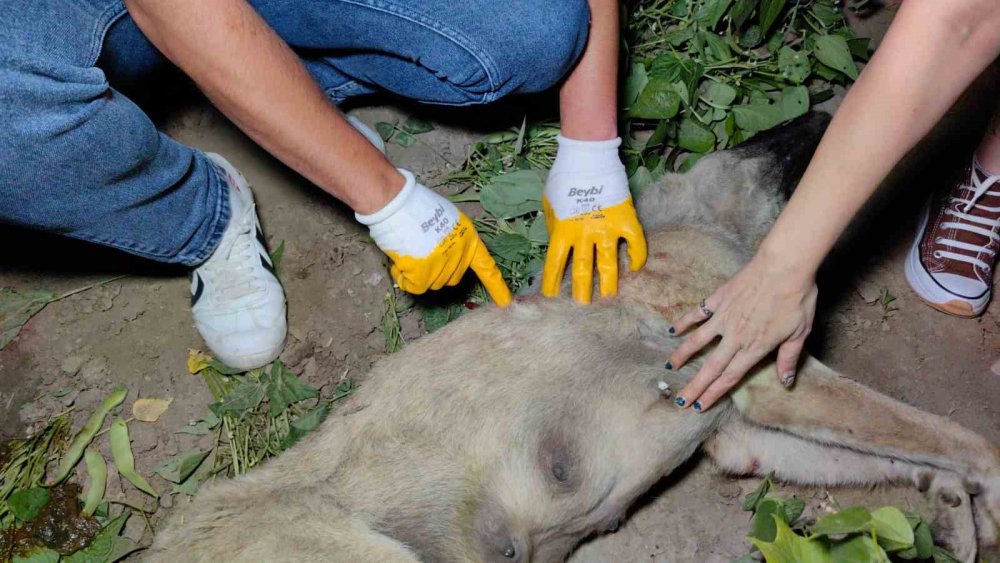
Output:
[725, 357, 999, 547]
[704, 418, 984, 561]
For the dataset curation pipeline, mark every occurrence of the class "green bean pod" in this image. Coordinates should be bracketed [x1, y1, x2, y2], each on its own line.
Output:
[109, 417, 158, 498]
[80, 448, 107, 517]
[49, 387, 127, 485]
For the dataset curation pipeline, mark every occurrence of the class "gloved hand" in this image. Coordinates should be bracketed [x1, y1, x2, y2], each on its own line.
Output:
[541, 135, 647, 304]
[357, 169, 513, 307]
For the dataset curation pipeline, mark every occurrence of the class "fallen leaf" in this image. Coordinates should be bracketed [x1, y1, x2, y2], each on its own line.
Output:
[132, 397, 173, 422]
[1, 287, 56, 350]
[187, 349, 214, 374]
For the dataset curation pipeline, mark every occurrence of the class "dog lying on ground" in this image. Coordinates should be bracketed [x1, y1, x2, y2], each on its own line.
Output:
[148, 114, 1000, 562]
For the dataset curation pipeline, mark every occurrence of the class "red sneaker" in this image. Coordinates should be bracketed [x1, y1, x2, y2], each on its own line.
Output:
[906, 159, 1000, 317]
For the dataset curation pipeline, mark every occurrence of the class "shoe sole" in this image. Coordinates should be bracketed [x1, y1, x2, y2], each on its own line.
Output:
[904, 204, 990, 318]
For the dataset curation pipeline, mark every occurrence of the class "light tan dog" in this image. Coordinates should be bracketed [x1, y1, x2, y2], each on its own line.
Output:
[148, 114, 999, 562]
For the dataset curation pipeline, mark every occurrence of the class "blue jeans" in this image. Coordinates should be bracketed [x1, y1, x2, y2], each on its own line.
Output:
[0, 0, 589, 265]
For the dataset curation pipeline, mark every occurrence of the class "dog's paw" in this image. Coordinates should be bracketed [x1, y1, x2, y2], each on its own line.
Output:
[920, 472, 977, 562]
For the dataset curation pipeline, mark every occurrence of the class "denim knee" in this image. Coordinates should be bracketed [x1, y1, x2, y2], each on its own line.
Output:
[494, 0, 591, 95]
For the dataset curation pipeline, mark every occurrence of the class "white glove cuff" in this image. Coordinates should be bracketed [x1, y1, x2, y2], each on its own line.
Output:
[545, 135, 630, 220]
[356, 169, 458, 257]
[355, 169, 416, 226]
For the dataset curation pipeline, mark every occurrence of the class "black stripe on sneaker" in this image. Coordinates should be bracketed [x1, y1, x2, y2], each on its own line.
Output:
[260, 253, 278, 278]
[191, 274, 205, 306]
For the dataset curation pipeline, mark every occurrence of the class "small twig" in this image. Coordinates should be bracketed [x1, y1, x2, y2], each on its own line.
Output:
[49, 275, 129, 304]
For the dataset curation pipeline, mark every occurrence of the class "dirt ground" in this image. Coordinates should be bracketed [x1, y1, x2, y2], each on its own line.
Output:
[2, 9, 999, 563]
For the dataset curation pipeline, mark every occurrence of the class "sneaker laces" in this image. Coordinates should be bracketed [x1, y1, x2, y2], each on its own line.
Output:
[936, 162, 1000, 275]
[202, 203, 267, 302]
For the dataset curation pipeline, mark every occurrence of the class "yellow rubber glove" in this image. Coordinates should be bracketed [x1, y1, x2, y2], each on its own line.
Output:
[540, 136, 647, 304]
[357, 169, 512, 307]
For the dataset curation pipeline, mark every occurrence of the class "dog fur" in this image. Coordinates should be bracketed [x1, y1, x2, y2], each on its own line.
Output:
[148, 114, 1000, 562]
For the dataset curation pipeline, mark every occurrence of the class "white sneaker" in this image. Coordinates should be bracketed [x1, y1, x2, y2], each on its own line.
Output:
[192, 154, 286, 370]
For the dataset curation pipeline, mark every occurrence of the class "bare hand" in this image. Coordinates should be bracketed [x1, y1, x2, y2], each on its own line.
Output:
[667, 251, 818, 412]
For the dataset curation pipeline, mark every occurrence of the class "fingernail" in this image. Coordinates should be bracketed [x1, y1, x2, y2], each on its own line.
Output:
[674, 397, 686, 407]
[692, 400, 703, 412]
[668, 325, 676, 335]
[664, 361, 673, 370]
[781, 371, 795, 387]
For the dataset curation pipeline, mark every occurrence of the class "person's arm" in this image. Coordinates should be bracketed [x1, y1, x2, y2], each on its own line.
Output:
[559, 0, 619, 141]
[668, 0, 1000, 411]
[542, 0, 648, 303]
[126, 0, 513, 304]
[125, 0, 401, 214]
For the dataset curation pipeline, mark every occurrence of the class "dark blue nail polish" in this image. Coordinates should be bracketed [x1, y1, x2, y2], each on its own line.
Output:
[674, 397, 686, 407]
[665, 361, 673, 370]
[668, 326, 676, 335]
[693, 400, 703, 412]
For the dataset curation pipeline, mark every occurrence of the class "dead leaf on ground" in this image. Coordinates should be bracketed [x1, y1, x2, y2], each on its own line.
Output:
[1, 287, 56, 350]
[132, 398, 173, 422]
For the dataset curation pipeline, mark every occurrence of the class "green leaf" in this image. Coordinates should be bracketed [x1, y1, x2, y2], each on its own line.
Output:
[870, 506, 913, 552]
[269, 240, 285, 277]
[9, 487, 49, 522]
[484, 233, 532, 263]
[759, 0, 786, 37]
[696, 0, 734, 28]
[374, 122, 395, 142]
[732, 103, 783, 132]
[703, 31, 733, 62]
[814, 35, 858, 80]
[395, 130, 416, 147]
[810, 3, 842, 28]
[912, 521, 934, 559]
[1, 287, 56, 351]
[829, 534, 889, 563]
[648, 54, 686, 82]
[629, 78, 682, 120]
[480, 170, 544, 218]
[704, 82, 737, 107]
[810, 506, 872, 537]
[13, 547, 61, 563]
[783, 497, 806, 524]
[264, 361, 319, 417]
[750, 498, 783, 542]
[742, 475, 773, 511]
[779, 86, 810, 122]
[624, 62, 649, 109]
[677, 118, 716, 153]
[628, 166, 655, 196]
[401, 116, 434, 135]
[155, 449, 211, 483]
[848, 38, 871, 61]
[678, 153, 705, 173]
[729, 0, 756, 29]
[282, 403, 332, 449]
[210, 377, 266, 420]
[750, 515, 829, 563]
[778, 47, 812, 84]
[527, 215, 549, 245]
[419, 302, 465, 332]
[177, 411, 221, 435]
[63, 513, 134, 563]
[931, 546, 961, 562]
[739, 25, 763, 48]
